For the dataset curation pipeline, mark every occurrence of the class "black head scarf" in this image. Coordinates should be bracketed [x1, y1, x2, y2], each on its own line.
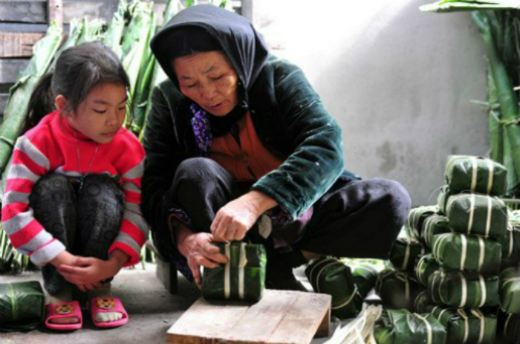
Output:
[150, 5, 269, 136]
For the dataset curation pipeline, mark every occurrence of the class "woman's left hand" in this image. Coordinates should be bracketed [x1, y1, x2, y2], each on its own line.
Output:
[211, 191, 277, 241]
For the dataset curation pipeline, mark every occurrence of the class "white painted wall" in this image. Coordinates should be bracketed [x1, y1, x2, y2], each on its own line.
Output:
[252, 0, 489, 206]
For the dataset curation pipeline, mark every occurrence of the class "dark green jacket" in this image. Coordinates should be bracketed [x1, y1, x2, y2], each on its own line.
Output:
[141, 56, 359, 236]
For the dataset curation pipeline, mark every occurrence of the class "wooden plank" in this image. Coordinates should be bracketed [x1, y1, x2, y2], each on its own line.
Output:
[0, 33, 44, 58]
[0, 2, 46, 24]
[48, 0, 64, 28]
[168, 290, 331, 344]
[0, 23, 48, 33]
[0, 59, 30, 84]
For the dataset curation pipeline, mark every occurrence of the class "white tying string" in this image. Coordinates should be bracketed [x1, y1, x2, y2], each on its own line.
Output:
[457, 309, 470, 344]
[485, 197, 492, 238]
[470, 309, 486, 344]
[238, 243, 247, 300]
[468, 194, 476, 235]
[478, 236, 485, 272]
[414, 314, 433, 344]
[332, 286, 359, 310]
[486, 159, 494, 194]
[504, 313, 513, 337]
[470, 157, 478, 192]
[224, 243, 231, 299]
[315, 260, 342, 294]
[478, 275, 487, 308]
[459, 272, 467, 308]
[460, 234, 468, 270]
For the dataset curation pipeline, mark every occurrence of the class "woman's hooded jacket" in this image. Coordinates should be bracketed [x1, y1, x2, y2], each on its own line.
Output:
[143, 5, 359, 256]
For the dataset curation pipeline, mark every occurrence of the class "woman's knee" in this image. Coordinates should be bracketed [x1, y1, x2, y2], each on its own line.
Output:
[370, 178, 411, 224]
[174, 158, 224, 183]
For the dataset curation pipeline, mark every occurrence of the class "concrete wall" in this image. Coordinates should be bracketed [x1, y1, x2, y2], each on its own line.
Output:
[252, 0, 489, 206]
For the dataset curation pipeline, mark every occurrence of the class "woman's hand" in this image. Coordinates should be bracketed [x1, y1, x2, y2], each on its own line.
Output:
[176, 225, 228, 287]
[56, 250, 129, 291]
[210, 191, 277, 241]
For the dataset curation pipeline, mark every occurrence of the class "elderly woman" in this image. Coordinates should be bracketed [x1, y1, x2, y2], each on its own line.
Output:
[142, 5, 411, 290]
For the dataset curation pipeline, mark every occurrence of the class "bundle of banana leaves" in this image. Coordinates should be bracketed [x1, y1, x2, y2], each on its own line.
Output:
[0, 0, 232, 274]
[420, 1, 520, 197]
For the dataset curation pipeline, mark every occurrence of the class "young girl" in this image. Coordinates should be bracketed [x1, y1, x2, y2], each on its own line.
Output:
[1, 42, 148, 330]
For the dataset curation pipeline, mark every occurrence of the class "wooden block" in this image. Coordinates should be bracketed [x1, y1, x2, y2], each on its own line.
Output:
[168, 290, 331, 344]
[0, 32, 44, 58]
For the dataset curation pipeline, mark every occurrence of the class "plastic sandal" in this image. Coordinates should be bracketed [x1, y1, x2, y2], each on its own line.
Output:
[45, 301, 83, 331]
[89, 296, 129, 328]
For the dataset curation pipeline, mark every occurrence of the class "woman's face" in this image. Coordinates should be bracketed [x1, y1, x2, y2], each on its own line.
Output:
[173, 51, 238, 117]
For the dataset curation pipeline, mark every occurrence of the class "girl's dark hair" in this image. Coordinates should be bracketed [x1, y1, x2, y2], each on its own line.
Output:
[24, 41, 130, 132]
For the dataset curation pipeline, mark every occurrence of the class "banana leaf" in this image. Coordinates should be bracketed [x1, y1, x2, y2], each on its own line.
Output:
[444, 155, 508, 196]
[498, 223, 520, 264]
[389, 238, 425, 273]
[444, 193, 508, 238]
[0, 76, 39, 177]
[349, 261, 379, 297]
[430, 307, 497, 344]
[306, 257, 364, 319]
[373, 309, 447, 344]
[415, 253, 440, 286]
[201, 242, 266, 302]
[500, 267, 520, 314]
[405, 206, 438, 240]
[499, 310, 520, 344]
[76, 17, 105, 45]
[375, 269, 424, 311]
[49, 18, 83, 70]
[414, 290, 434, 313]
[428, 270, 500, 308]
[488, 63, 506, 165]
[432, 232, 502, 274]
[102, 0, 128, 58]
[421, 214, 452, 248]
[473, 11, 520, 187]
[0, 281, 45, 332]
[130, 12, 157, 134]
[420, 0, 520, 13]
[17, 22, 62, 80]
[121, 2, 154, 129]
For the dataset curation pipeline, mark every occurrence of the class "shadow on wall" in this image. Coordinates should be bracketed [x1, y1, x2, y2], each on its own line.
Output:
[255, 0, 488, 206]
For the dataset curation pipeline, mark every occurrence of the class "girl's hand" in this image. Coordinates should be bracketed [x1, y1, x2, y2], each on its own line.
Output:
[178, 231, 228, 288]
[210, 191, 277, 241]
[57, 256, 123, 286]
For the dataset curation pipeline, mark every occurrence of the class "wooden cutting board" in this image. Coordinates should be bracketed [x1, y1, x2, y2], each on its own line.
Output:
[167, 290, 331, 344]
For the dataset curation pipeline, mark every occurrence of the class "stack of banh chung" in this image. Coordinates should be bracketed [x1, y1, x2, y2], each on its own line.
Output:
[498, 210, 520, 344]
[375, 155, 512, 344]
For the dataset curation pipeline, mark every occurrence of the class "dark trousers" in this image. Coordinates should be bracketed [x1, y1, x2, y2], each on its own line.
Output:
[29, 174, 124, 295]
[159, 158, 411, 276]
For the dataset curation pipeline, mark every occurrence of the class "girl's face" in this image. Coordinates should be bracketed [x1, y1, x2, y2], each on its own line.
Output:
[173, 51, 238, 117]
[61, 83, 127, 144]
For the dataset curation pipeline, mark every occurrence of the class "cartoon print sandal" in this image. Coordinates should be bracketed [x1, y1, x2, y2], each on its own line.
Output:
[45, 301, 83, 331]
[89, 296, 129, 328]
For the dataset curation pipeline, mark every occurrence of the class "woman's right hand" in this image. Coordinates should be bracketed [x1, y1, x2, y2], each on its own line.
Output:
[176, 226, 229, 287]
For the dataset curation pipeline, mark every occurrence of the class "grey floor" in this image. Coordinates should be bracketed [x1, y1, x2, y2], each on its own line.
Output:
[0, 264, 333, 344]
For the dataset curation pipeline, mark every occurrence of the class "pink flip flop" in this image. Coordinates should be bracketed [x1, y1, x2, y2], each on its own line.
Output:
[89, 296, 129, 328]
[45, 301, 83, 331]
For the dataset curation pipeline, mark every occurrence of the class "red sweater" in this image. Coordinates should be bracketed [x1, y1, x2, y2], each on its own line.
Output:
[1, 111, 147, 266]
